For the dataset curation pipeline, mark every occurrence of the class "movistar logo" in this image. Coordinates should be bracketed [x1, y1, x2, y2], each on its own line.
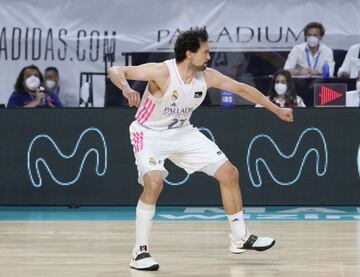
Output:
[27, 127, 108, 188]
[246, 127, 328, 188]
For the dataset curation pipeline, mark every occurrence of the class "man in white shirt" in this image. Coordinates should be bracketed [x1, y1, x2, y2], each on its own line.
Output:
[337, 44, 360, 78]
[284, 22, 333, 76]
[345, 70, 360, 107]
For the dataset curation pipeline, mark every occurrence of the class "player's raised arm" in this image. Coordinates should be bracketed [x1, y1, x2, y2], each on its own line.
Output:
[204, 68, 294, 122]
[107, 63, 167, 107]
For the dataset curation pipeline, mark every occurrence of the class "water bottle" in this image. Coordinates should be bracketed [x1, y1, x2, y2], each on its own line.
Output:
[322, 61, 330, 79]
[221, 90, 235, 108]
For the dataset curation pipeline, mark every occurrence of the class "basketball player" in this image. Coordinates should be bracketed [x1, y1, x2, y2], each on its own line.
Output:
[108, 28, 293, 271]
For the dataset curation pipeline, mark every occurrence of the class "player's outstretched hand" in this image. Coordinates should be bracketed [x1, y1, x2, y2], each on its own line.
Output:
[123, 89, 141, 108]
[277, 108, 293, 122]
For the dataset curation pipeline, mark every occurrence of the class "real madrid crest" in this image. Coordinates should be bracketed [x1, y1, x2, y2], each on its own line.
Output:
[148, 157, 157, 166]
[171, 90, 179, 101]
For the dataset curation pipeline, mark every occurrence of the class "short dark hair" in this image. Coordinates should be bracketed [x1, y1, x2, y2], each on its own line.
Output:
[174, 27, 209, 62]
[304, 22, 325, 37]
[14, 65, 44, 93]
[269, 69, 298, 106]
[45, 66, 59, 75]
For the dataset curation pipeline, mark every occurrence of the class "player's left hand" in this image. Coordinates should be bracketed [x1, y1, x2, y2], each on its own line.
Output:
[277, 108, 293, 122]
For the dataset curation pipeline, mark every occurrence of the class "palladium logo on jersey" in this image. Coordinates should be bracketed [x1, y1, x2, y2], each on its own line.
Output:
[163, 107, 194, 117]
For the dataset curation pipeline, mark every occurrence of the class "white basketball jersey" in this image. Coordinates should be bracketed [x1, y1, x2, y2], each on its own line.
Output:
[134, 59, 208, 131]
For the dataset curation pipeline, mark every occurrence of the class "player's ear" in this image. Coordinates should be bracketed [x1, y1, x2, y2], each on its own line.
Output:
[185, 50, 193, 59]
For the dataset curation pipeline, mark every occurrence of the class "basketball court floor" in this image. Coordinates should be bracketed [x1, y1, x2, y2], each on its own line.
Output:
[0, 206, 359, 277]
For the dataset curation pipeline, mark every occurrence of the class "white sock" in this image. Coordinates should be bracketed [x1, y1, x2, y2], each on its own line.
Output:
[227, 210, 247, 240]
[135, 199, 155, 251]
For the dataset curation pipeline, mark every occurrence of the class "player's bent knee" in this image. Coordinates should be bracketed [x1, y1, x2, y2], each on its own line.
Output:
[225, 166, 239, 184]
[215, 163, 239, 184]
[143, 175, 164, 197]
[231, 166, 239, 181]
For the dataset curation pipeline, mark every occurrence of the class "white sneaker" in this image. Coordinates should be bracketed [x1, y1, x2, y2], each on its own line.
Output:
[229, 231, 275, 254]
[129, 245, 159, 271]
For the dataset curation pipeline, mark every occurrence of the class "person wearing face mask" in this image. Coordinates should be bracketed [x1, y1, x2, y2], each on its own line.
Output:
[44, 66, 60, 94]
[7, 65, 63, 108]
[256, 69, 305, 108]
[284, 22, 334, 77]
[345, 70, 360, 107]
[44, 66, 63, 107]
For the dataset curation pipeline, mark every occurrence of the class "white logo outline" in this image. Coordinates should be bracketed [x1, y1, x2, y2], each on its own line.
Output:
[246, 127, 328, 188]
[27, 127, 108, 188]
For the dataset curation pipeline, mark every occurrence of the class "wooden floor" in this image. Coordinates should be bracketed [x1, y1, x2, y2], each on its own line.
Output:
[0, 221, 359, 277]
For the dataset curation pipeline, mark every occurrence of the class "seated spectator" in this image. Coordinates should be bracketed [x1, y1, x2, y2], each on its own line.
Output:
[337, 44, 360, 78]
[44, 66, 60, 95]
[256, 69, 306, 108]
[7, 65, 63, 108]
[284, 22, 334, 77]
[345, 70, 360, 107]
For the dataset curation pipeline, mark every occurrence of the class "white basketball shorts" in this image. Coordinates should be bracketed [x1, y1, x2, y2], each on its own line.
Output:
[129, 121, 228, 185]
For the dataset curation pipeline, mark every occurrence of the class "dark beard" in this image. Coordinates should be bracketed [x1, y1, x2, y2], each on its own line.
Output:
[196, 64, 207, 71]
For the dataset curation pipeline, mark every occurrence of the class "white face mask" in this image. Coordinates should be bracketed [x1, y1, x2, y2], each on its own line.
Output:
[45, 80, 56, 91]
[274, 83, 287, 96]
[356, 81, 360, 92]
[307, 36, 319, 48]
[25, 76, 40, 91]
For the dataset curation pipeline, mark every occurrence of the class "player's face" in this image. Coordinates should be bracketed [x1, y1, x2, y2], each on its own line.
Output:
[190, 42, 211, 71]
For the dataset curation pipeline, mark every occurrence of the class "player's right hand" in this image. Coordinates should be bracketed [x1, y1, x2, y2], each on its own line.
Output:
[123, 89, 141, 107]
[277, 107, 294, 122]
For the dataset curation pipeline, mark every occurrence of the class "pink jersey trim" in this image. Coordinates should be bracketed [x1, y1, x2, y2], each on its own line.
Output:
[132, 131, 144, 153]
[136, 99, 156, 125]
